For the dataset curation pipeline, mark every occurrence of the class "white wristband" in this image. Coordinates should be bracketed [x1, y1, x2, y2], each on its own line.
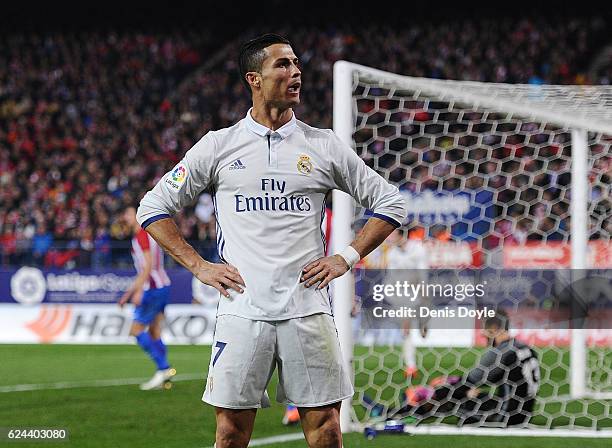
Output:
[338, 245, 360, 269]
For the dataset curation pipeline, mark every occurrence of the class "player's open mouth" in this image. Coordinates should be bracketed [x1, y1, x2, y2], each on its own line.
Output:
[288, 82, 301, 94]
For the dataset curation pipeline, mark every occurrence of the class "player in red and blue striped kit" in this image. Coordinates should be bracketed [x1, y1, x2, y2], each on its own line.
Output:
[119, 205, 175, 390]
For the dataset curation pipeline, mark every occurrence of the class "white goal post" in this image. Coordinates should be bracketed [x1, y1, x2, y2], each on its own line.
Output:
[332, 61, 612, 435]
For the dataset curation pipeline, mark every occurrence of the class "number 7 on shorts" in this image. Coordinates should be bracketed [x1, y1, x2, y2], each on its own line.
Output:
[212, 341, 227, 367]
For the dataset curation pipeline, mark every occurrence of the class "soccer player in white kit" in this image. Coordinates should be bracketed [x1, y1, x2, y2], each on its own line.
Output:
[136, 34, 408, 448]
[385, 227, 429, 378]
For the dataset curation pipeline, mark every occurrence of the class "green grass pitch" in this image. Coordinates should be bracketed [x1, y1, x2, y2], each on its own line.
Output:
[0, 344, 610, 448]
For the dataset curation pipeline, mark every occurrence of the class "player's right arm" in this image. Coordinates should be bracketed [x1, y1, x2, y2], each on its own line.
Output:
[136, 133, 244, 298]
[145, 218, 243, 297]
[465, 347, 505, 394]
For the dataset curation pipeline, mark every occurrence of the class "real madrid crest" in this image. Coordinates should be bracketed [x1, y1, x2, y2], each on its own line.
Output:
[297, 154, 313, 175]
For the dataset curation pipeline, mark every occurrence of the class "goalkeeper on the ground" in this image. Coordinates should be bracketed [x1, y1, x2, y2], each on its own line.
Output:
[364, 310, 540, 427]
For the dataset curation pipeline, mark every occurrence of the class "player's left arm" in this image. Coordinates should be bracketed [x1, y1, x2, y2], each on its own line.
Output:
[302, 132, 409, 289]
[302, 217, 396, 289]
[118, 249, 152, 308]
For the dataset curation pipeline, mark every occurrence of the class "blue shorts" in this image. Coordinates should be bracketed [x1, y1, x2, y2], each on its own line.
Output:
[133, 286, 170, 325]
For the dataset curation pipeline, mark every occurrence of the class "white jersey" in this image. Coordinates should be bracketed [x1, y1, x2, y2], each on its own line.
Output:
[137, 109, 408, 320]
[386, 240, 429, 270]
[385, 240, 429, 308]
[192, 276, 221, 308]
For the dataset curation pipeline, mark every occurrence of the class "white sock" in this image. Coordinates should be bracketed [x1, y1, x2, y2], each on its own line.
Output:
[402, 335, 416, 368]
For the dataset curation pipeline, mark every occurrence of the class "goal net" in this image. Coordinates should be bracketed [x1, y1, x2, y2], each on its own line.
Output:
[331, 61, 612, 436]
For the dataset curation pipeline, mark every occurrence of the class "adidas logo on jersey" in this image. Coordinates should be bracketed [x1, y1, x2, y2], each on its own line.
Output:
[229, 159, 246, 170]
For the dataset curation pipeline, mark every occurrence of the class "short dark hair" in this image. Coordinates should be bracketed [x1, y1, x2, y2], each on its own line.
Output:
[238, 33, 291, 91]
[484, 309, 510, 331]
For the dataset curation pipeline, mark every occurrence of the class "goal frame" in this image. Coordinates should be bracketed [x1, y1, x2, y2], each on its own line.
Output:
[331, 60, 612, 436]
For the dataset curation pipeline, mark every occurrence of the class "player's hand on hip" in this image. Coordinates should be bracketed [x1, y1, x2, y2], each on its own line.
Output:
[301, 255, 349, 290]
[196, 263, 245, 298]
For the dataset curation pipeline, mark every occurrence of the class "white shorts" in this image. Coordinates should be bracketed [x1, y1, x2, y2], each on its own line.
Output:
[202, 313, 354, 409]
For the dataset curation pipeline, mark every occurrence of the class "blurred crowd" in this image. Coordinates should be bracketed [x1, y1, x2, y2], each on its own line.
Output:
[0, 16, 610, 268]
[0, 31, 215, 267]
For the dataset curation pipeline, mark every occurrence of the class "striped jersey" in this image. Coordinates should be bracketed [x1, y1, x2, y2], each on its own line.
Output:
[137, 109, 408, 320]
[131, 228, 171, 290]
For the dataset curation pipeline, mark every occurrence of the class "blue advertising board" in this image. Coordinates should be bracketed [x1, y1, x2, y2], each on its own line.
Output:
[1, 267, 195, 305]
[400, 189, 494, 240]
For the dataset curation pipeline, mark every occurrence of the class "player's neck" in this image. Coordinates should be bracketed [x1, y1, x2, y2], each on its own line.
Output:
[250, 104, 293, 131]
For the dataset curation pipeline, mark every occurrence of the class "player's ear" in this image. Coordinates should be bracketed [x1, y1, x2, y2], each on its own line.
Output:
[246, 72, 261, 89]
